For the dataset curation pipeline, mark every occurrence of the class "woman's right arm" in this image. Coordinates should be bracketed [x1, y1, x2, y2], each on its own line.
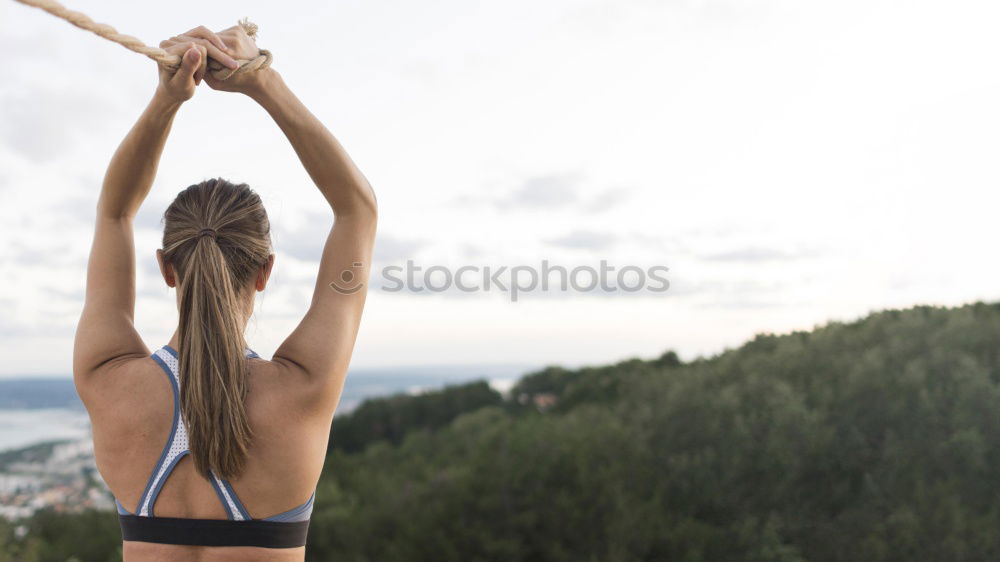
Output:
[246, 68, 378, 411]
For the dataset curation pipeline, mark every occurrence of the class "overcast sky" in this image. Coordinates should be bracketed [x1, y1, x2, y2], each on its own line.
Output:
[2, 0, 999, 376]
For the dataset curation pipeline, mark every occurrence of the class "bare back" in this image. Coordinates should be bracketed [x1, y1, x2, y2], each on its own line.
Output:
[82, 351, 340, 561]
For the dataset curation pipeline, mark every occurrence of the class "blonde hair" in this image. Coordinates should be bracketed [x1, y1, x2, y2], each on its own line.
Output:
[161, 177, 272, 480]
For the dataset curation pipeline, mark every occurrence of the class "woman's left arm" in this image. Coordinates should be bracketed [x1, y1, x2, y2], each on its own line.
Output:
[74, 38, 210, 381]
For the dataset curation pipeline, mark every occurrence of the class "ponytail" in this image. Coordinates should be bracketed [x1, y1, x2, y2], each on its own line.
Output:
[177, 233, 253, 480]
[161, 177, 272, 481]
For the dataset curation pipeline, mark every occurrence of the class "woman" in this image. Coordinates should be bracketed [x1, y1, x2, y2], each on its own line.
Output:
[72, 22, 377, 560]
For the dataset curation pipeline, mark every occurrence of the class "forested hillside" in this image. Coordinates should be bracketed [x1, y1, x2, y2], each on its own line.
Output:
[5, 302, 1000, 561]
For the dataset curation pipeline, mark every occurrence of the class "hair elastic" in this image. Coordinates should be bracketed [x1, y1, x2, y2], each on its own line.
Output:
[198, 228, 218, 240]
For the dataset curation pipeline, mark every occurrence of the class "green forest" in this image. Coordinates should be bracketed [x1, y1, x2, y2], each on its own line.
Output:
[5, 302, 1000, 561]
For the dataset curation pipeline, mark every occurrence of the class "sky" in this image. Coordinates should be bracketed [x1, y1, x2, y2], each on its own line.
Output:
[1, 0, 999, 376]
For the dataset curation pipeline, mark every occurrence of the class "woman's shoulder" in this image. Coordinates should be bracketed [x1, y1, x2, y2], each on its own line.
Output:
[78, 354, 174, 444]
[245, 356, 342, 421]
[78, 350, 336, 427]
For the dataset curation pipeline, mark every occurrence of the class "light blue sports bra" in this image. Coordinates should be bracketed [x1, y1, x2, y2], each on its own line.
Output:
[113, 344, 315, 523]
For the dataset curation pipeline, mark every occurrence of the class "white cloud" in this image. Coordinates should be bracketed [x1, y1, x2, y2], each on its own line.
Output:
[545, 229, 617, 251]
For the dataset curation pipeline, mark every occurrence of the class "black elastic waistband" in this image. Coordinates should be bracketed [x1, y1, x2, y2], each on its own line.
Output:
[118, 514, 310, 549]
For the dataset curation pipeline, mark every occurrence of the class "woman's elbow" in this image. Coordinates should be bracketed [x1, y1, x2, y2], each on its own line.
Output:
[344, 183, 378, 219]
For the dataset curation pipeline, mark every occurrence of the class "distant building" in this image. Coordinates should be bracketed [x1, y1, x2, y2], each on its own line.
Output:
[532, 393, 558, 411]
[0, 438, 113, 521]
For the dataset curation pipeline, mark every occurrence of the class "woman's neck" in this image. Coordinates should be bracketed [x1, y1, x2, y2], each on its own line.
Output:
[166, 327, 250, 351]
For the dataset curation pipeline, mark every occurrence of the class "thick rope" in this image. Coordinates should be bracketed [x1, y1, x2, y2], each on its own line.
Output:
[11, 0, 272, 80]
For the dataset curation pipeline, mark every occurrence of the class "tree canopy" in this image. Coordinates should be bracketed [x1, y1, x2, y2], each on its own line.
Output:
[7, 302, 1000, 561]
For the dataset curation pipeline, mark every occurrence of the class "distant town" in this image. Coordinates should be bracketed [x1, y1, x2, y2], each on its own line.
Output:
[0, 439, 114, 522]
